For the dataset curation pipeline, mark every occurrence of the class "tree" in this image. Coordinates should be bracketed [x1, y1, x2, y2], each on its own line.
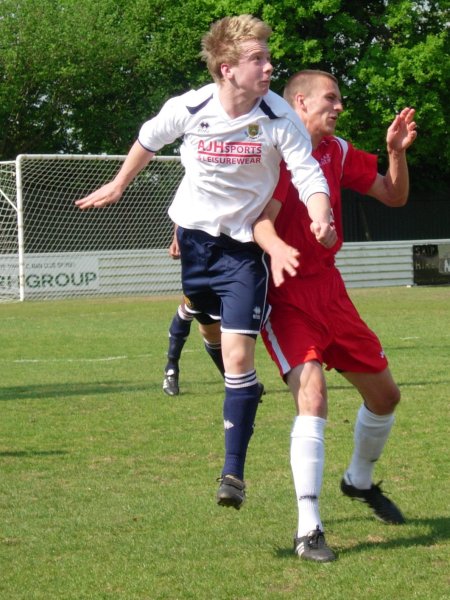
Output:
[215, 0, 449, 190]
[0, 0, 215, 157]
[0, 0, 142, 156]
[0, 0, 448, 192]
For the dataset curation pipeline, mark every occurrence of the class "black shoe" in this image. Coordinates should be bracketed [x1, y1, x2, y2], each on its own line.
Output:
[294, 526, 336, 562]
[257, 382, 266, 403]
[216, 474, 246, 510]
[340, 477, 405, 524]
[163, 369, 179, 396]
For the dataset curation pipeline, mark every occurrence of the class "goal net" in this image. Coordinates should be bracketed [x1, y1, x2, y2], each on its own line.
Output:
[0, 154, 185, 302]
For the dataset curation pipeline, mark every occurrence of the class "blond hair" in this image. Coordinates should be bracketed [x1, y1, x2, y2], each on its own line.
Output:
[201, 14, 272, 83]
[283, 70, 338, 107]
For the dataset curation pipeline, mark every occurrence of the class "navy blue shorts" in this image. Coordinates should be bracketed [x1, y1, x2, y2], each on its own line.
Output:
[177, 227, 270, 335]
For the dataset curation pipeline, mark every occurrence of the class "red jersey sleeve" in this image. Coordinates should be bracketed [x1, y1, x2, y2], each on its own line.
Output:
[272, 161, 291, 204]
[341, 140, 378, 194]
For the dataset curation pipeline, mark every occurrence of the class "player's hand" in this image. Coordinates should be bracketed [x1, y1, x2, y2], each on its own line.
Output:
[310, 221, 337, 248]
[75, 181, 124, 210]
[386, 107, 417, 153]
[169, 237, 181, 259]
[268, 239, 300, 287]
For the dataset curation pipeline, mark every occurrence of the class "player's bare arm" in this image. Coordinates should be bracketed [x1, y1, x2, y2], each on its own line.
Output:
[305, 192, 337, 248]
[387, 107, 417, 153]
[253, 199, 300, 287]
[367, 107, 417, 207]
[169, 225, 181, 259]
[75, 142, 154, 210]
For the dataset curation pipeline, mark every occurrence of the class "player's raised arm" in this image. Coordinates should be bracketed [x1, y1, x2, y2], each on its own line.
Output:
[75, 141, 154, 210]
[367, 107, 417, 207]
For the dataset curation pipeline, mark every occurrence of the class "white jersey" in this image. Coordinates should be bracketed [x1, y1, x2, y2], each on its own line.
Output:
[138, 83, 329, 243]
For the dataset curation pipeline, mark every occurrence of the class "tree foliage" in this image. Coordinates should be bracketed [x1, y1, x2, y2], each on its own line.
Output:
[0, 0, 448, 190]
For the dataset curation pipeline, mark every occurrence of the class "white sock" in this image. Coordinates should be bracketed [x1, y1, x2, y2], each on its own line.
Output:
[345, 403, 395, 490]
[290, 415, 326, 537]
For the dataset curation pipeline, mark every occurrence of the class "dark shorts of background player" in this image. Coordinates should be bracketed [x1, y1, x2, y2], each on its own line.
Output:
[177, 226, 270, 335]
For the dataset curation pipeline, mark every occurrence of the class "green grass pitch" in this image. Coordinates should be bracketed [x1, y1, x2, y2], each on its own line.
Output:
[0, 286, 449, 599]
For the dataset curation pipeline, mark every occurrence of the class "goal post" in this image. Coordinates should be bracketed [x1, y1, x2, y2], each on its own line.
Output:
[0, 160, 21, 301]
[0, 154, 185, 302]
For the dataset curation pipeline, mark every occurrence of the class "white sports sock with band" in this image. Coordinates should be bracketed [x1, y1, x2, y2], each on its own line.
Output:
[290, 415, 326, 536]
[345, 403, 395, 490]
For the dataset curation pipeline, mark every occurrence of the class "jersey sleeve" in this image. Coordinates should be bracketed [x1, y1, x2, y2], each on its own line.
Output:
[138, 96, 186, 153]
[265, 96, 329, 204]
[272, 161, 291, 204]
[341, 142, 378, 194]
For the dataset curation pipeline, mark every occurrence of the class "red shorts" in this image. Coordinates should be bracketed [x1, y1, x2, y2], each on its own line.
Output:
[261, 267, 388, 377]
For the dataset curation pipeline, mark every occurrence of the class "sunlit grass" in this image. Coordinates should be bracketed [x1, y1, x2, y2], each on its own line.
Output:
[0, 286, 449, 599]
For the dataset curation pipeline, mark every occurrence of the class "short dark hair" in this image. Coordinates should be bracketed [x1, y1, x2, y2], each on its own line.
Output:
[283, 70, 338, 107]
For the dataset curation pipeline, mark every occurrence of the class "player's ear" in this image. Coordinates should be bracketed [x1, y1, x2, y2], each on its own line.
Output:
[295, 93, 307, 111]
[221, 62, 233, 80]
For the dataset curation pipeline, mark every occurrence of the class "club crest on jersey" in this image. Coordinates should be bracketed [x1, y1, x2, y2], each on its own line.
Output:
[198, 121, 210, 132]
[246, 123, 261, 139]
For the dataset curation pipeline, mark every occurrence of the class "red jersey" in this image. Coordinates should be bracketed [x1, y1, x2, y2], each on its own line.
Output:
[272, 136, 378, 278]
[262, 136, 387, 376]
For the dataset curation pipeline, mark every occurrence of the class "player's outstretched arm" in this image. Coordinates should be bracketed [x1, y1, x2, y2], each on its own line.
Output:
[253, 199, 300, 287]
[75, 142, 154, 210]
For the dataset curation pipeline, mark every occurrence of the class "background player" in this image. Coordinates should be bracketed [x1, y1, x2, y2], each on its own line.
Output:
[163, 228, 224, 397]
[253, 69, 417, 561]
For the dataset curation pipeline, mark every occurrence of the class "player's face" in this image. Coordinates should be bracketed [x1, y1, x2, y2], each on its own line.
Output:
[303, 77, 343, 142]
[227, 40, 273, 98]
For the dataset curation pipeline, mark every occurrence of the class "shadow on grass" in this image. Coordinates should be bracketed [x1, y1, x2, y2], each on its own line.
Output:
[274, 515, 450, 559]
[0, 450, 68, 458]
[0, 381, 157, 401]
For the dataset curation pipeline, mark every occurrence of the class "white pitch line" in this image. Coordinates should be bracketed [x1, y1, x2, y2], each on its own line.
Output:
[12, 356, 129, 364]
